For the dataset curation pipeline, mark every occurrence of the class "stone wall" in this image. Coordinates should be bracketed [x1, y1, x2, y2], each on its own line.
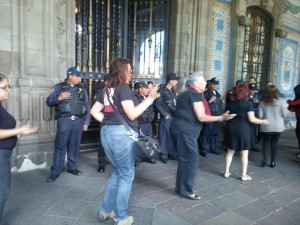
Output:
[0, 0, 75, 171]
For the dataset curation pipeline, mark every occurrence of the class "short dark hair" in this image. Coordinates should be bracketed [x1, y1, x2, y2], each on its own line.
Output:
[0, 73, 7, 83]
[249, 76, 256, 82]
[230, 83, 249, 101]
[261, 85, 278, 102]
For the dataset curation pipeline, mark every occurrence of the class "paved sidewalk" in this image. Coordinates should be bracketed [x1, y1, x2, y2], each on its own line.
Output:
[3, 129, 300, 225]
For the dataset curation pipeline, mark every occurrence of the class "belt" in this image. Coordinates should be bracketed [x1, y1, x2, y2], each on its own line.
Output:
[63, 115, 81, 121]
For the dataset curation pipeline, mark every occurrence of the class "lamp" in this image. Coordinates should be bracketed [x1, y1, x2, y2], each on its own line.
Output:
[275, 29, 288, 38]
[238, 15, 253, 27]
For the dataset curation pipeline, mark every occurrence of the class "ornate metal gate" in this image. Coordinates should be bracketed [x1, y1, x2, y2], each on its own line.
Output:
[74, 0, 169, 150]
[241, 6, 273, 88]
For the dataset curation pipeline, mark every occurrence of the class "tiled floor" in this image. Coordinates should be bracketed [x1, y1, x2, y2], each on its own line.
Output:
[3, 129, 300, 225]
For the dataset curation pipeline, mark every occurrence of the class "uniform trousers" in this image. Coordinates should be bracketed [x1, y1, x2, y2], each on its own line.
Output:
[200, 121, 219, 153]
[0, 149, 12, 224]
[171, 130, 199, 196]
[159, 118, 176, 160]
[50, 117, 84, 176]
[296, 117, 300, 150]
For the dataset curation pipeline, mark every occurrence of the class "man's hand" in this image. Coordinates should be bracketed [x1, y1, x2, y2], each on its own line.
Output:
[58, 92, 70, 101]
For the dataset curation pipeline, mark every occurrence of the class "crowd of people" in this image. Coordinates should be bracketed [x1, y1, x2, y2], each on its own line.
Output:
[1, 58, 299, 225]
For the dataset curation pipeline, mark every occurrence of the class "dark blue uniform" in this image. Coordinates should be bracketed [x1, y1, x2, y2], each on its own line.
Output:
[248, 91, 261, 147]
[46, 81, 90, 176]
[134, 92, 154, 136]
[154, 85, 177, 160]
[199, 88, 223, 154]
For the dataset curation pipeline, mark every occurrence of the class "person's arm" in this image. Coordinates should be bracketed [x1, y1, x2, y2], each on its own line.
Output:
[154, 89, 168, 118]
[193, 101, 230, 122]
[46, 84, 69, 107]
[288, 98, 300, 106]
[0, 125, 38, 139]
[90, 101, 104, 123]
[247, 111, 268, 125]
[122, 89, 157, 121]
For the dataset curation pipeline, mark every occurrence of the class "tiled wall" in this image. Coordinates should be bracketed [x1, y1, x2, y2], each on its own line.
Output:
[208, 0, 231, 95]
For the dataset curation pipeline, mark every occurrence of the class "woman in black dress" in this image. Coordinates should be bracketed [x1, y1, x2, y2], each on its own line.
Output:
[170, 71, 232, 200]
[224, 83, 268, 181]
[0, 73, 38, 224]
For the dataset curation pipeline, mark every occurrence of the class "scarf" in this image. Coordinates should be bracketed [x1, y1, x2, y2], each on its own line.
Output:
[188, 87, 211, 115]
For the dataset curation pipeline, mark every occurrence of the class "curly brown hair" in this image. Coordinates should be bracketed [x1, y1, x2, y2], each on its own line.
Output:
[261, 85, 278, 102]
[230, 83, 249, 101]
[106, 58, 131, 89]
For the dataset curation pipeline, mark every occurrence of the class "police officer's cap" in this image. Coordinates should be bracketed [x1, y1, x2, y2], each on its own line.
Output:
[67, 67, 82, 77]
[136, 81, 149, 89]
[166, 73, 180, 81]
[210, 77, 219, 85]
[249, 83, 257, 90]
[236, 79, 247, 85]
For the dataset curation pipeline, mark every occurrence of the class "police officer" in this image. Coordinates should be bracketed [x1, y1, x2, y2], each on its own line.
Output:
[248, 82, 261, 151]
[46, 67, 90, 183]
[134, 81, 155, 136]
[199, 77, 223, 157]
[155, 73, 180, 163]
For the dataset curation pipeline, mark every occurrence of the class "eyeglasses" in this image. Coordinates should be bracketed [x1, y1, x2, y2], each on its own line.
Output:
[0, 85, 11, 90]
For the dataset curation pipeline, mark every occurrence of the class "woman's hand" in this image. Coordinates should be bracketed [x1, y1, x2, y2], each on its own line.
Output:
[261, 119, 269, 125]
[221, 111, 234, 121]
[19, 124, 39, 135]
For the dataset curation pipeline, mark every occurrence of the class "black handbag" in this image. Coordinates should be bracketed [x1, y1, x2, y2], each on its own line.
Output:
[107, 94, 160, 163]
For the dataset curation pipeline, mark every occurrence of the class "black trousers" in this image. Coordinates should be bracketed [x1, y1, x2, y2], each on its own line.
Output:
[296, 116, 300, 150]
[171, 129, 199, 196]
[262, 132, 281, 163]
[97, 136, 106, 166]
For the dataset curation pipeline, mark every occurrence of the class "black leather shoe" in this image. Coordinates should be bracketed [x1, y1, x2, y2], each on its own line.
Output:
[210, 151, 221, 155]
[149, 159, 157, 164]
[160, 158, 168, 164]
[47, 174, 59, 183]
[270, 161, 276, 168]
[199, 152, 208, 157]
[97, 165, 105, 173]
[181, 193, 201, 200]
[67, 169, 82, 175]
[168, 155, 178, 160]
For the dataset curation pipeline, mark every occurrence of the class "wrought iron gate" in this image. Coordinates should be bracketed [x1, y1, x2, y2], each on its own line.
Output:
[75, 0, 169, 150]
[241, 6, 273, 88]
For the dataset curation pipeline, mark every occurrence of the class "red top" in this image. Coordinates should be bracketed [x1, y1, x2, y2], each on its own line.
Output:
[287, 98, 300, 117]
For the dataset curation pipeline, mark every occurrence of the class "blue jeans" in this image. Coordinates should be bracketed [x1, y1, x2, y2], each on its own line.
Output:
[0, 149, 13, 223]
[99, 125, 137, 221]
[50, 117, 84, 175]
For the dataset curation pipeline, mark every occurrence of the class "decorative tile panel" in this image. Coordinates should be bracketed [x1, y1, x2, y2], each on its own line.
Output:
[208, 0, 232, 95]
[277, 38, 298, 99]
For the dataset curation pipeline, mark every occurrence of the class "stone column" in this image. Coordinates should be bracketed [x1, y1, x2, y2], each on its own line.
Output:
[168, 0, 211, 79]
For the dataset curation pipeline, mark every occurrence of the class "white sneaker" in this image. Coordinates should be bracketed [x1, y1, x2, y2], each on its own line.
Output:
[99, 210, 115, 221]
[114, 216, 134, 225]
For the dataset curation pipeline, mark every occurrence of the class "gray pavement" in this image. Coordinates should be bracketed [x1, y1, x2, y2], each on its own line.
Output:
[3, 129, 300, 225]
